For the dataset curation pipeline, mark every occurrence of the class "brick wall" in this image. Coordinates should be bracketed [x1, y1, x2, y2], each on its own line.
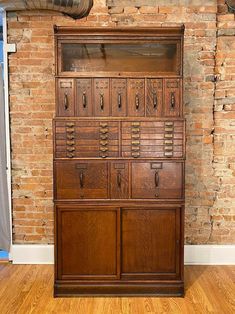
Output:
[7, 0, 235, 244]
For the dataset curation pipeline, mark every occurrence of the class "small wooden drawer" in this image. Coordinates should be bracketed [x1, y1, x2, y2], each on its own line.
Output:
[164, 79, 181, 117]
[57, 79, 75, 117]
[131, 161, 183, 199]
[110, 162, 129, 199]
[55, 161, 108, 199]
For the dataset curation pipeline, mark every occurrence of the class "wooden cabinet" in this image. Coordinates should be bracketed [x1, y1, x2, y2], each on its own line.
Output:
[57, 205, 119, 279]
[122, 207, 180, 279]
[54, 27, 185, 297]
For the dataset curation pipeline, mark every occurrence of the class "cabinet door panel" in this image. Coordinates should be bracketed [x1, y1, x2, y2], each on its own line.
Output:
[111, 79, 127, 116]
[110, 162, 129, 199]
[131, 162, 183, 199]
[55, 161, 108, 199]
[57, 79, 74, 116]
[127, 79, 145, 117]
[164, 79, 181, 117]
[122, 207, 180, 279]
[57, 206, 119, 279]
[146, 79, 163, 117]
[94, 79, 110, 116]
[76, 79, 92, 117]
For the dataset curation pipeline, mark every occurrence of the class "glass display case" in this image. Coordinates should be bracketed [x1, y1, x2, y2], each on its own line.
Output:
[60, 42, 180, 74]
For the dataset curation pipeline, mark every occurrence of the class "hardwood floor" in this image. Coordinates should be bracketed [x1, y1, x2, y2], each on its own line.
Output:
[0, 265, 234, 314]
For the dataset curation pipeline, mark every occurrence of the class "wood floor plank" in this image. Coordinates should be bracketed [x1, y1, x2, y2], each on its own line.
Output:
[0, 265, 234, 314]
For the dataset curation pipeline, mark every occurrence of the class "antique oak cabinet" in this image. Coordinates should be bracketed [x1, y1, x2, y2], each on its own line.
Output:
[53, 26, 185, 296]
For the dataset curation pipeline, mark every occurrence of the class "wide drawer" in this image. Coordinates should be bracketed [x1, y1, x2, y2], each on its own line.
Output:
[55, 161, 108, 199]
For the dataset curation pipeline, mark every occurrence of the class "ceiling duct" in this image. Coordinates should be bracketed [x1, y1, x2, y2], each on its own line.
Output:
[0, 0, 94, 19]
[226, 0, 235, 13]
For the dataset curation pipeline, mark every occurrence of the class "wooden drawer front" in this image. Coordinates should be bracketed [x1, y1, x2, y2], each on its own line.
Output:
[131, 162, 183, 199]
[55, 121, 119, 158]
[110, 162, 129, 199]
[122, 121, 184, 158]
[111, 79, 127, 117]
[94, 79, 110, 116]
[127, 79, 145, 117]
[76, 79, 92, 117]
[164, 79, 181, 117]
[55, 161, 108, 199]
[122, 207, 180, 279]
[57, 206, 119, 280]
[146, 79, 163, 117]
[57, 79, 74, 117]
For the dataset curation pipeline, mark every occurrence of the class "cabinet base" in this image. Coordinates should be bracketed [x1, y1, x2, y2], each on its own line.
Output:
[54, 281, 184, 297]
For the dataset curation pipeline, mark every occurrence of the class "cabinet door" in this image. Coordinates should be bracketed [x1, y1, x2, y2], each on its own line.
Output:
[127, 79, 145, 117]
[94, 78, 110, 116]
[110, 162, 129, 199]
[131, 162, 183, 199]
[55, 161, 108, 199]
[164, 79, 181, 117]
[111, 79, 127, 116]
[57, 206, 120, 280]
[146, 79, 163, 117]
[57, 79, 74, 116]
[76, 79, 92, 117]
[122, 207, 181, 279]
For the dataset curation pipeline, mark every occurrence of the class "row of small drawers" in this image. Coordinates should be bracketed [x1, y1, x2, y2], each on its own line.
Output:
[54, 120, 185, 159]
[57, 78, 181, 118]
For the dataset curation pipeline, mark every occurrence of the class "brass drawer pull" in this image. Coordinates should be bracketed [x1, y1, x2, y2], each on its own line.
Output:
[165, 146, 173, 151]
[67, 134, 75, 140]
[79, 171, 84, 189]
[100, 128, 108, 134]
[131, 140, 140, 146]
[67, 140, 75, 146]
[66, 122, 74, 127]
[117, 170, 121, 188]
[100, 147, 108, 152]
[165, 151, 173, 157]
[131, 147, 140, 152]
[171, 92, 175, 109]
[67, 153, 74, 158]
[100, 134, 108, 140]
[100, 140, 108, 146]
[165, 133, 173, 138]
[64, 92, 69, 110]
[118, 92, 122, 109]
[135, 93, 139, 110]
[100, 154, 108, 159]
[132, 122, 140, 127]
[165, 127, 173, 132]
[155, 171, 159, 187]
[100, 93, 104, 111]
[165, 140, 173, 145]
[100, 122, 108, 128]
[66, 128, 75, 133]
[132, 152, 140, 158]
[132, 128, 140, 133]
[153, 91, 157, 109]
[67, 147, 75, 152]
[165, 122, 174, 126]
[82, 92, 87, 108]
[132, 134, 140, 139]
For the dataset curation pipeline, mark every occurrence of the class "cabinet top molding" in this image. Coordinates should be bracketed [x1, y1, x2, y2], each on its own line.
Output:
[54, 26, 185, 37]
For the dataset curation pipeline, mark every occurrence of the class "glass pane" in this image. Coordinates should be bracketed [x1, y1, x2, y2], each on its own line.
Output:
[61, 43, 178, 73]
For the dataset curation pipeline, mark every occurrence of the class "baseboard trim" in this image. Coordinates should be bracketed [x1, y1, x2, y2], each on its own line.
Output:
[184, 244, 235, 265]
[9, 244, 235, 265]
[9, 244, 54, 264]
